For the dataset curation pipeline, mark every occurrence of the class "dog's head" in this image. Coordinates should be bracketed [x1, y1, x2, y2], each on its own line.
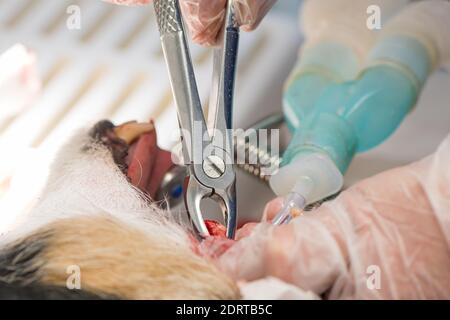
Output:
[0, 120, 240, 299]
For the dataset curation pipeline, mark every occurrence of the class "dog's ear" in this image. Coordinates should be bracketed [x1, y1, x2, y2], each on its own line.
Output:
[0, 282, 116, 300]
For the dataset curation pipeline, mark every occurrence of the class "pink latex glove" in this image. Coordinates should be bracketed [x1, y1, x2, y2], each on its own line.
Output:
[180, 0, 277, 45]
[217, 134, 450, 299]
[104, 0, 277, 46]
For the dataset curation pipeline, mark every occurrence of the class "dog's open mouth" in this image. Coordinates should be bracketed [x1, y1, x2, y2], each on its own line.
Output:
[90, 119, 174, 200]
[119, 120, 174, 199]
[90, 120, 231, 244]
[115, 122, 231, 239]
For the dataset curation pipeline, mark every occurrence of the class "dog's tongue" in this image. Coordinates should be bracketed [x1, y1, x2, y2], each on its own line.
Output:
[146, 147, 173, 198]
[125, 123, 174, 199]
[126, 132, 157, 192]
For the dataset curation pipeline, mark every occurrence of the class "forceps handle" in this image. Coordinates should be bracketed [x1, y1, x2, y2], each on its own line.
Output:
[209, 1, 240, 139]
[153, 0, 183, 35]
[153, 0, 207, 166]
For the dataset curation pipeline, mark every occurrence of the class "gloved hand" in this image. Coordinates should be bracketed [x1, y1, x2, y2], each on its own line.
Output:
[180, 0, 277, 45]
[216, 134, 450, 299]
[104, 0, 277, 46]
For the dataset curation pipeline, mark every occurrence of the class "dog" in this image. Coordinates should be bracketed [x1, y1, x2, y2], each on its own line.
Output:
[0, 120, 240, 299]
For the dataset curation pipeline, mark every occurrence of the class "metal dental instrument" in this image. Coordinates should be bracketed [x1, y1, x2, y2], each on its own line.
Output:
[156, 111, 339, 217]
[153, 0, 239, 239]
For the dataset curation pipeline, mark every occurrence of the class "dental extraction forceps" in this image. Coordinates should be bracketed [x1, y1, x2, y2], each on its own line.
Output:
[153, 0, 239, 239]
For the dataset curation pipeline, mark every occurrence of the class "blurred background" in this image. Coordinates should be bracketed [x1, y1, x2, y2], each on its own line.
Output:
[0, 0, 301, 229]
[0, 0, 449, 228]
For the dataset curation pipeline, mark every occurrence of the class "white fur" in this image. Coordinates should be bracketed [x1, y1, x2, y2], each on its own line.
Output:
[0, 127, 190, 247]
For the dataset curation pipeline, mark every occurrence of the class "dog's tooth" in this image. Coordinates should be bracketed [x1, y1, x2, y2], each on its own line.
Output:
[114, 122, 154, 144]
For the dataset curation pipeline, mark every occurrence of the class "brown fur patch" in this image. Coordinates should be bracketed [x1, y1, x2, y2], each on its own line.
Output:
[37, 216, 240, 299]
